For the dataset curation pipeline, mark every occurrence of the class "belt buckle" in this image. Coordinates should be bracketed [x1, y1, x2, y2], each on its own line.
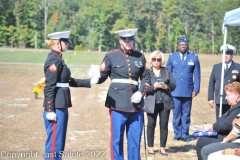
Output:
[129, 79, 134, 84]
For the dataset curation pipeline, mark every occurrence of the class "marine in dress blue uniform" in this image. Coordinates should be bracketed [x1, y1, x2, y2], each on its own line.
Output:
[208, 44, 240, 120]
[166, 37, 201, 141]
[97, 28, 151, 160]
[42, 31, 97, 160]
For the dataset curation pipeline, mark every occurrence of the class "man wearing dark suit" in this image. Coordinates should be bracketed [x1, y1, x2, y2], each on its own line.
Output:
[166, 37, 201, 142]
[208, 44, 240, 120]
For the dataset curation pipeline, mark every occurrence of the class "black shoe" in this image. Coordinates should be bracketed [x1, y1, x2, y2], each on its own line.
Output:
[182, 136, 197, 142]
[172, 138, 181, 141]
[148, 151, 155, 155]
[160, 151, 168, 156]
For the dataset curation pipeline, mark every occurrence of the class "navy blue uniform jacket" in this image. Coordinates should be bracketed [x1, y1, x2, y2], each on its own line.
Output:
[43, 50, 91, 112]
[208, 61, 240, 104]
[98, 48, 151, 112]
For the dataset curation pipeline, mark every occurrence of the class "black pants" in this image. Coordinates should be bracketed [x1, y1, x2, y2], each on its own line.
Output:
[147, 103, 170, 147]
[215, 104, 231, 120]
[196, 135, 225, 160]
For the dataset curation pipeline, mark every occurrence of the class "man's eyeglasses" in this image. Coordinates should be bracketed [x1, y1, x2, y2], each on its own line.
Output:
[152, 58, 162, 62]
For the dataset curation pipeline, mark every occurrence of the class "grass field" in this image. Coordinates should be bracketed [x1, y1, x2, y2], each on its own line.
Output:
[0, 49, 105, 64]
[0, 48, 240, 160]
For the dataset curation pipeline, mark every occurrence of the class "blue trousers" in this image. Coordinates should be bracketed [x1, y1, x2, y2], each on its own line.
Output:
[110, 109, 143, 160]
[172, 97, 192, 139]
[43, 108, 68, 160]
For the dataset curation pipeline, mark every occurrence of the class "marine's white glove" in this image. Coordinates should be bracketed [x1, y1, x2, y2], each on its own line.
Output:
[130, 91, 142, 103]
[88, 69, 94, 78]
[46, 112, 57, 121]
[90, 76, 99, 85]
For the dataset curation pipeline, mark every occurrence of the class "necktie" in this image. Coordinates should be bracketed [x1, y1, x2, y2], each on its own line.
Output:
[225, 64, 228, 71]
[181, 55, 185, 64]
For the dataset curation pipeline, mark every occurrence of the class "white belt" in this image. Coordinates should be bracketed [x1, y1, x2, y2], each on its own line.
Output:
[56, 83, 69, 87]
[112, 79, 139, 85]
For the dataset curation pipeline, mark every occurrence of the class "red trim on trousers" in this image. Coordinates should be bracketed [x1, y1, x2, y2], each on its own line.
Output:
[110, 109, 114, 160]
[51, 121, 57, 160]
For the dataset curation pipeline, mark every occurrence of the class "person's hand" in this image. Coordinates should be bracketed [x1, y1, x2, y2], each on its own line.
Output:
[130, 91, 142, 103]
[192, 92, 197, 97]
[90, 76, 99, 85]
[46, 112, 57, 121]
[154, 82, 167, 90]
[221, 138, 227, 143]
[208, 100, 215, 108]
[202, 123, 213, 131]
[222, 148, 240, 156]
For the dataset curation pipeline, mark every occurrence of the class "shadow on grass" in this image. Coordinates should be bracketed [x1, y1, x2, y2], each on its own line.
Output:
[167, 144, 196, 153]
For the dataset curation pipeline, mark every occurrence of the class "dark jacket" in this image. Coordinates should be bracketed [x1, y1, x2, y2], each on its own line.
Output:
[144, 67, 176, 113]
[98, 47, 151, 112]
[208, 61, 240, 104]
[43, 50, 91, 112]
[213, 102, 240, 135]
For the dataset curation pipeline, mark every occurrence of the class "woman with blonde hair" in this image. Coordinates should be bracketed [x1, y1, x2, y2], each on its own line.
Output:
[144, 50, 176, 156]
[43, 31, 98, 160]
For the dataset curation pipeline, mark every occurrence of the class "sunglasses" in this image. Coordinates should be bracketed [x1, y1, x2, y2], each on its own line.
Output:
[152, 58, 162, 62]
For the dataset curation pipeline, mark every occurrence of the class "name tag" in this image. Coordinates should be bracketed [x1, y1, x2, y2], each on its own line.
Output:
[188, 62, 194, 65]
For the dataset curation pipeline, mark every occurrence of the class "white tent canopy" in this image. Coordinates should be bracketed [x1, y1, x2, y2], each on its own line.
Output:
[219, 7, 240, 117]
[223, 7, 240, 27]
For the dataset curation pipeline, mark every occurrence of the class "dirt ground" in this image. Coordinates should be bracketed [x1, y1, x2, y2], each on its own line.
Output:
[0, 54, 239, 160]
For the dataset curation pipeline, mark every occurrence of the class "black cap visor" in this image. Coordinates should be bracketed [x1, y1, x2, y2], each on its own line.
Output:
[60, 38, 72, 44]
[222, 49, 234, 55]
[120, 36, 135, 41]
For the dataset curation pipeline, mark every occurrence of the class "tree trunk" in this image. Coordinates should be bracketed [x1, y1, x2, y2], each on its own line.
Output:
[185, 21, 189, 36]
[193, 23, 199, 53]
[212, 20, 215, 54]
[167, 22, 171, 53]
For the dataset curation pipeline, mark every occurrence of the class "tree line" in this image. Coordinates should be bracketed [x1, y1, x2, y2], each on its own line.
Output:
[0, 0, 240, 54]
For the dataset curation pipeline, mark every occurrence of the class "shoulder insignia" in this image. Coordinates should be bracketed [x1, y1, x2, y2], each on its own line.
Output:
[100, 61, 106, 72]
[49, 63, 57, 72]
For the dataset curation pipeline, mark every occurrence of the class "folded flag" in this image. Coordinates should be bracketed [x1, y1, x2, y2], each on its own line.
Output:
[192, 130, 217, 137]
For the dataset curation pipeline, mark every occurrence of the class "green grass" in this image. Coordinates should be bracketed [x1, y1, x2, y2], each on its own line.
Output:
[0, 49, 106, 65]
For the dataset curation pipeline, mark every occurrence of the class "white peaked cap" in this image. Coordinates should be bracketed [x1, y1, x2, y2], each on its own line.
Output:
[114, 28, 138, 37]
[220, 44, 237, 54]
[47, 31, 71, 39]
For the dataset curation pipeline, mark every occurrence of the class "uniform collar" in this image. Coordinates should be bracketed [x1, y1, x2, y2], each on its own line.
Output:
[179, 51, 189, 57]
[225, 60, 232, 65]
[119, 47, 133, 55]
[51, 49, 62, 57]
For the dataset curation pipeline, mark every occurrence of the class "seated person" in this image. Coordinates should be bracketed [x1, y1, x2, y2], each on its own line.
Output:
[202, 115, 240, 160]
[196, 82, 240, 160]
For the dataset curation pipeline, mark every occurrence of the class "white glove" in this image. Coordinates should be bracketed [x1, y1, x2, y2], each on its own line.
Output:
[130, 91, 142, 103]
[46, 112, 57, 121]
[90, 76, 99, 85]
[88, 69, 94, 78]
